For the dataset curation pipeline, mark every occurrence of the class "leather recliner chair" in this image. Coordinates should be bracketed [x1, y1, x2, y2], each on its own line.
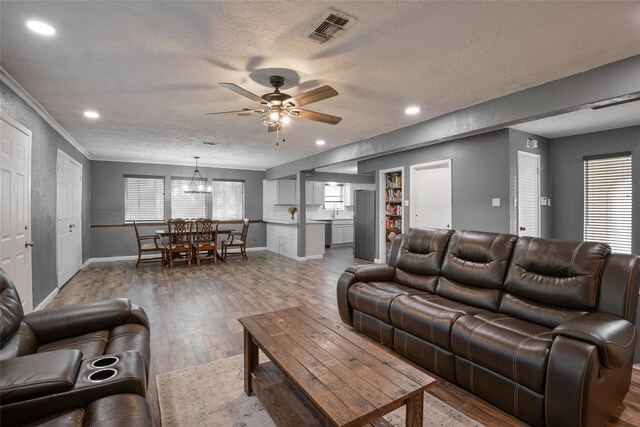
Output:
[0, 268, 152, 426]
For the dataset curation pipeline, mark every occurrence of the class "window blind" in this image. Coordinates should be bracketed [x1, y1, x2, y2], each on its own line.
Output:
[171, 178, 207, 219]
[325, 184, 344, 210]
[212, 181, 244, 220]
[584, 153, 632, 254]
[124, 176, 165, 222]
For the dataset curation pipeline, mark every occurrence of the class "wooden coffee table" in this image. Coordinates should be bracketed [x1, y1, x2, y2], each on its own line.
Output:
[238, 306, 435, 426]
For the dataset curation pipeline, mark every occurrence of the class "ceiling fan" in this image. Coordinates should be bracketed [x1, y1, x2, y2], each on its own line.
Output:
[205, 75, 342, 132]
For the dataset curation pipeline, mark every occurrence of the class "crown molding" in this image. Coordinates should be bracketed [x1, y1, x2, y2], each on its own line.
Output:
[0, 67, 93, 160]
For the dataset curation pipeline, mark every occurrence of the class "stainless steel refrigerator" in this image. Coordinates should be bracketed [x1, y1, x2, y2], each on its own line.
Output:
[354, 190, 376, 260]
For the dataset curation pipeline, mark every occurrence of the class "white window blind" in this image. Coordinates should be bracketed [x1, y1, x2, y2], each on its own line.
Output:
[212, 181, 244, 220]
[171, 178, 207, 219]
[325, 184, 344, 210]
[584, 153, 632, 254]
[124, 176, 165, 222]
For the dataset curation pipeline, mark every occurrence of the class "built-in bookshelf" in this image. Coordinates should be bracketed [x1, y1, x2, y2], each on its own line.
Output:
[384, 171, 402, 257]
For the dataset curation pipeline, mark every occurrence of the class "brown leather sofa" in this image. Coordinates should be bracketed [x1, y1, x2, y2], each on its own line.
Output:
[337, 228, 639, 427]
[0, 268, 152, 426]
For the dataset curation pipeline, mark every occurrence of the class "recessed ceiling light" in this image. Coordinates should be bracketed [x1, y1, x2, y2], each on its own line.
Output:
[405, 106, 420, 115]
[316, 140, 326, 146]
[83, 111, 100, 119]
[26, 20, 56, 36]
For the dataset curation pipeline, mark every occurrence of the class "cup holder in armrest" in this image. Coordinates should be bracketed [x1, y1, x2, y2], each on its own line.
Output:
[90, 356, 119, 368]
[87, 368, 118, 383]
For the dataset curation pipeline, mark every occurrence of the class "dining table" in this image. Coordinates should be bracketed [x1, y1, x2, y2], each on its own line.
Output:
[154, 227, 236, 263]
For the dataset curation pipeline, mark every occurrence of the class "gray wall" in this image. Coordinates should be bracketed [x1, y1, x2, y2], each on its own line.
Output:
[359, 129, 511, 258]
[90, 160, 266, 257]
[267, 55, 640, 180]
[550, 125, 640, 255]
[1, 82, 91, 306]
[508, 129, 552, 237]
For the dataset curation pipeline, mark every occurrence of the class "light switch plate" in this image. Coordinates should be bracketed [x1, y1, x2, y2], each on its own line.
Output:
[492, 198, 501, 207]
[547, 198, 551, 206]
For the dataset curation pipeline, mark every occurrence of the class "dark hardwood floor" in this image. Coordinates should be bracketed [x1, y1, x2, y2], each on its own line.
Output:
[49, 246, 640, 426]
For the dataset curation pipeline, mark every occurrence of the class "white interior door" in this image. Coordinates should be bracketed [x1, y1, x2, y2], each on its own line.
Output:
[517, 151, 540, 237]
[1, 116, 33, 313]
[56, 150, 82, 287]
[411, 160, 452, 229]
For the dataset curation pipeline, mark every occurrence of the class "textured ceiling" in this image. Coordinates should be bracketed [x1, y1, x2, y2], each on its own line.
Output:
[1, 1, 639, 170]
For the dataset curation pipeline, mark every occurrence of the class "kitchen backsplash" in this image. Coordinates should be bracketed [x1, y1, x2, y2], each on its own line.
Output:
[270, 205, 354, 220]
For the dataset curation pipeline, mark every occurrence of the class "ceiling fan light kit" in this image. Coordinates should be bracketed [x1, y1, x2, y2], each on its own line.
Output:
[184, 156, 212, 194]
[207, 74, 342, 144]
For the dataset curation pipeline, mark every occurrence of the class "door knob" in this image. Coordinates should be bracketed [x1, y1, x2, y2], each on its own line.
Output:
[520, 226, 526, 231]
[25, 242, 34, 247]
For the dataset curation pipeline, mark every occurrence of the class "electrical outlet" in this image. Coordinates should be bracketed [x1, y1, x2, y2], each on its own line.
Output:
[492, 198, 501, 207]
[540, 196, 547, 206]
[404, 200, 409, 206]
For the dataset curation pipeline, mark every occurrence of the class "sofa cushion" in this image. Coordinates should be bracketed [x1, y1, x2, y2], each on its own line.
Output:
[348, 282, 424, 323]
[394, 228, 453, 292]
[451, 312, 553, 394]
[502, 237, 610, 327]
[437, 230, 517, 311]
[390, 294, 489, 351]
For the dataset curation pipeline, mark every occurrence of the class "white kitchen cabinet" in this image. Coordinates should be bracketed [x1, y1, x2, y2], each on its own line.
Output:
[305, 181, 325, 205]
[345, 183, 376, 206]
[331, 219, 354, 245]
[343, 224, 354, 243]
[343, 183, 352, 206]
[276, 180, 296, 205]
[313, 182, 325, 205]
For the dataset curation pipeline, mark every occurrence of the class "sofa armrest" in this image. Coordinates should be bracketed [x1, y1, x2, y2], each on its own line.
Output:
[24, 299, 150, 344]
[345, 264, 396, 283]
[553, 312, 636, 369]
[0, 350, 81, 404]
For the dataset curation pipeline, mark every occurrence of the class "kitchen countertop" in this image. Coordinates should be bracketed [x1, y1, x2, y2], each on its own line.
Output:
[264, 219, 326, 225]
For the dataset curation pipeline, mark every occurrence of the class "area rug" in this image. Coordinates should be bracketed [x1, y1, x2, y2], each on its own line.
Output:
[157, 354, 484, 427]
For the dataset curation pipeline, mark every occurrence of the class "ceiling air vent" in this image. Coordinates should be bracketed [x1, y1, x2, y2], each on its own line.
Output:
[309, 8, 356, 44]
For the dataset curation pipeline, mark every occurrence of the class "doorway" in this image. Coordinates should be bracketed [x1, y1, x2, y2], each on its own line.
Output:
[56, 149, 82, 287]
[410, 159, 452, 230]
[517, 151, 540, 237]
[1, 116, 33, 313]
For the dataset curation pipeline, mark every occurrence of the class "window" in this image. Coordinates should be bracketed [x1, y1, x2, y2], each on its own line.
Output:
[584, 153, 632, 254]
[212, 180, 244, 220]
[171, 177, 207, 219]
[124, 175, 165, 222]
[325, 184, 344, 210]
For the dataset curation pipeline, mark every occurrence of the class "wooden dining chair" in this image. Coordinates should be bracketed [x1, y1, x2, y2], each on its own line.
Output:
[133, 220, 166, 267]
[192, 219, 219, 265]
[222, 218, 250, 261]
[165, 219, 192, 268]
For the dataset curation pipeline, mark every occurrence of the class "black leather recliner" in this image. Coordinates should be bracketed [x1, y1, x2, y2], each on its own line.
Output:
[0, 268, 152, 426]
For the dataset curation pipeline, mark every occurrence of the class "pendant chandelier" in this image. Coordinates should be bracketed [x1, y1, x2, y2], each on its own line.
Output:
[183, 156, 211, 194]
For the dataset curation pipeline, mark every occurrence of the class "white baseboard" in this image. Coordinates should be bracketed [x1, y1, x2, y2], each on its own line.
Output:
[374, 258, 384, 264]
[305, 254, 324, 260]
[84, 248, 269, 266]
[34, 287, 58, 311]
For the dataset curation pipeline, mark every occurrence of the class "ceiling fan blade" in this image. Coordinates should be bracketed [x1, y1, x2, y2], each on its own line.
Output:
[285, 85, 338, 107]
[293, 109, 342, 125]
[219, 83, 267, 104]
[267, 125, 280, 133]
[204, 108, 262, 116]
